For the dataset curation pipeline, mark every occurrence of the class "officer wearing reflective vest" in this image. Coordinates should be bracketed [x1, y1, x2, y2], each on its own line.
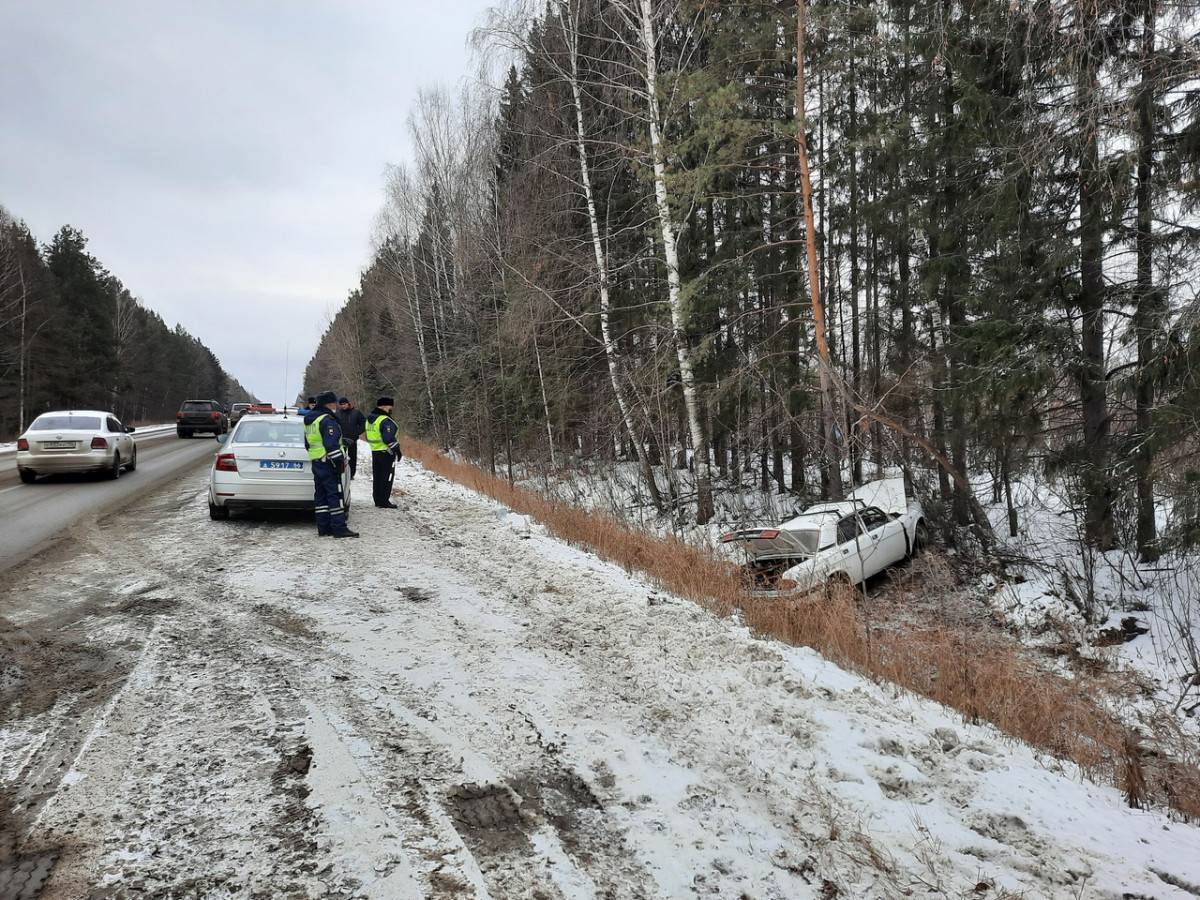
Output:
[301, 391, 358, 537]
[364, 396, 402, 508]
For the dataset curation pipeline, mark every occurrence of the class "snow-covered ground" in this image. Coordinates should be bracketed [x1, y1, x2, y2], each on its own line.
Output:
[1, 453, 1198, 899]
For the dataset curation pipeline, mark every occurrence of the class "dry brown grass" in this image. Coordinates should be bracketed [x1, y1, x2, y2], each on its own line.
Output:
[404, 437, 1200, 819]
[405, 437, 744, 613]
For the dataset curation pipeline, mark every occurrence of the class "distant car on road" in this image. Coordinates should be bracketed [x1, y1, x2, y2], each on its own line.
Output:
[176, 400, 229, 438]
[16, 410, 137, 482]
[230, 402, 251, 424]
[719, 477, 927, 595]
[207, 413, 351, 520]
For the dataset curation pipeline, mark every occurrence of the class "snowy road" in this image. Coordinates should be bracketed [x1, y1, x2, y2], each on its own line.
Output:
[0, 428, 213, 573]
[1, 459, 1198, 899]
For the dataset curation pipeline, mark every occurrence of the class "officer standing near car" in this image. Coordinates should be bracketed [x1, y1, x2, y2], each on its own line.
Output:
[364, 396, 402, 508]
[334, 397, 367, 479]
[302, 391, 358, 537]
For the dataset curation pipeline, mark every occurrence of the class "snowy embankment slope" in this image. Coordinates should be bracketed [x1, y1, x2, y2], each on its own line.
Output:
[322, 462, 1200, 898]
[4, 455, 1198, 899]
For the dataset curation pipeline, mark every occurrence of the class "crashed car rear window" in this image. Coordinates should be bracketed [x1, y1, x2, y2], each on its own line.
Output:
[31, 415, 102, 431]
[789, 529, 822, 554]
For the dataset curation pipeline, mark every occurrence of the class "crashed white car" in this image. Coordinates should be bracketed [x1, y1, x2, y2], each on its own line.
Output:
[719, 478, 927, 594]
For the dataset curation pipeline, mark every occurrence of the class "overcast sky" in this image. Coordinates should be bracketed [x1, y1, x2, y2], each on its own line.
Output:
[0, 1, 493, 406]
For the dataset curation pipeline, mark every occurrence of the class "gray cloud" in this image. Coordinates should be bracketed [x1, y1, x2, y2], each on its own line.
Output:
[0, 0, 486, 403]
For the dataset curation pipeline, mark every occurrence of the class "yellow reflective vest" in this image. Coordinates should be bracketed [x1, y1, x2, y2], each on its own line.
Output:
[364, 413, 396, 452]
[304, 414, 330, 461]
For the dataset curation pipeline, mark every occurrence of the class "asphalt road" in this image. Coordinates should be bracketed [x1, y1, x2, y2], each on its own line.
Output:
[0, 428, 220, 573]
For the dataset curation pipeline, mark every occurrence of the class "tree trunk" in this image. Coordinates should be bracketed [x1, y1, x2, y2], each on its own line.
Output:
[403, 246, 439, 429]
[1133, 1, 1160, 562]
[560, 0, 664, 513]
[848, 41, 862, 487]
[635, 0, 715, 524]
[1079, 54, 1115, 551]
[797, 0, 844, 499]
[533, 331, 556, 470]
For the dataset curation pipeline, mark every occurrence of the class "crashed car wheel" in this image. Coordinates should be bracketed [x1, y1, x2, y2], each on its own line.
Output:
[910, 521, 929, 557]
[209, 503, 229, 520]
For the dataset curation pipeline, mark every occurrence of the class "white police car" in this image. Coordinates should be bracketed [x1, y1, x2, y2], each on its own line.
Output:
[207, 413, 351, 520]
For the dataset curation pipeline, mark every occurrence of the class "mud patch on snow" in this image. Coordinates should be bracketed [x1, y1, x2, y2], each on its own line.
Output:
[448, 781, 532, 852]
[511, 768, 603, 844]
[254, 604, 320, 638]
[0, 822, 59, 899]
[0, 627, 126, 721]
[267, 744, 321, 866]
[397, 586, 435, 603]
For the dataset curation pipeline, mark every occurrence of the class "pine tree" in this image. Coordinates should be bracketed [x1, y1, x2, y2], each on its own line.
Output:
[44, 226, 119, 410]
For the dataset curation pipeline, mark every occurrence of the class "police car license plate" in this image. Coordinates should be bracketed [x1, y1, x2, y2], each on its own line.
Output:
[259, 460, 304, 470]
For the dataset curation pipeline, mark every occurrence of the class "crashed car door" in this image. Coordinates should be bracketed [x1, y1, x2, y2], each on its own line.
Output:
[827, 514, 868, 584]
[855, 506, 908, 578]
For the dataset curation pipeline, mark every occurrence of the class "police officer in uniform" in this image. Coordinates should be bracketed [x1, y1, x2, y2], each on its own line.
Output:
[302, 391, 358, 537]
[364, 396, 402, 508]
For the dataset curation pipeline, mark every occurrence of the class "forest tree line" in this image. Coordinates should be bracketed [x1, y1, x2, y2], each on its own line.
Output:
[302, 0, 1200, 560]
[0, 207, 250, 437]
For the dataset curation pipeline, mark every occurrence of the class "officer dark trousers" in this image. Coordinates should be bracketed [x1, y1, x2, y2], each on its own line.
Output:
[371, 449, 395, 507]
[313, 460, 350, 535]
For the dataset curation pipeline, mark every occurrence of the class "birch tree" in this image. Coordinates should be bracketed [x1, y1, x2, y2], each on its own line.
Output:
[377, 165, 439, 429]
[487, 0, 669, 508]
[610, 0, 716, 523]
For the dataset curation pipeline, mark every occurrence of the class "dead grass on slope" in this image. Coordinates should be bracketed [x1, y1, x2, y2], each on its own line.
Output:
[404, 439, 1200, 820]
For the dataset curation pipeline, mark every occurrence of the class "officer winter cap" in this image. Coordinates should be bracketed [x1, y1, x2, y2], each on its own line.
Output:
[377, 396, 394, 406]
[315, 390, 338, 406]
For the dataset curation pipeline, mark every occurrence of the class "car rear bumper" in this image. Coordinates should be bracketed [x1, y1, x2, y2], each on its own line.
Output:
[219, 498, 314, 510]
[16, 451, 114, 474]
[210, 476, 315, 507]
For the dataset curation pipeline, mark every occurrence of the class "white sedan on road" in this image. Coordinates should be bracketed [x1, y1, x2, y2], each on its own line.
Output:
[719, 478, 927, 594]
[207, 413, 351, 520]
[16, 410, 137, 482]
